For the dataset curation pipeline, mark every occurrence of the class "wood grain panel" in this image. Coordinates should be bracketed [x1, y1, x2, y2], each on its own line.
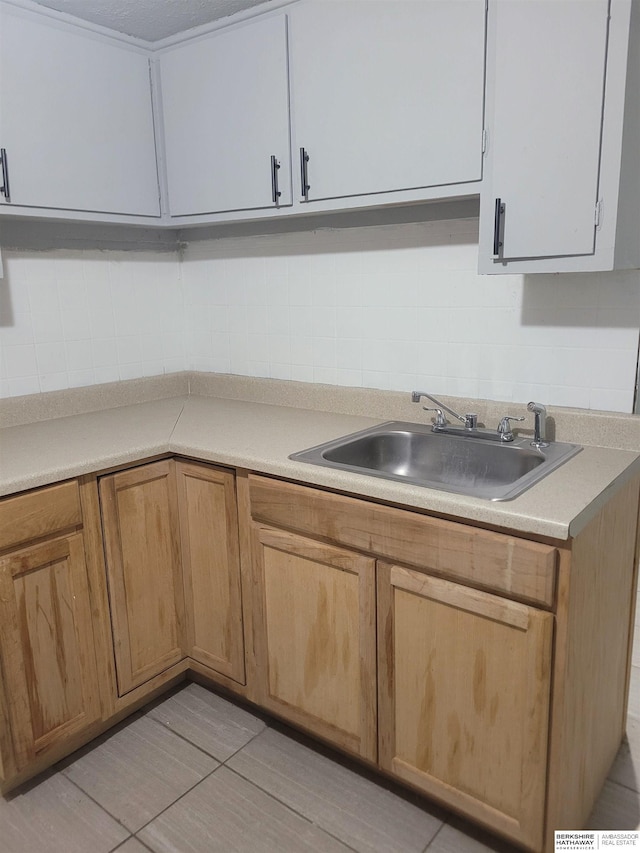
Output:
[378, 562, 552, 850]
[0, 654, 13, 781]
[235, 469, 258, 702]
[249, 475, 557, 607]
[546, 477, 640, 845]
[253, 525, 377, 760]
[77, 474, 118, 719]
[100, 461, 186, 695]
[0, 533, 102, 771]
[176, 460, 245, 684]
[0, 480, 82, 552]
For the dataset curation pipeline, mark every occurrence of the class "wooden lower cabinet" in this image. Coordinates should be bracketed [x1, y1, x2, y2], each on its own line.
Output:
[99, 458, 246, 696]
[0, 480, 105, 784]
[1, 464, 637, 853]
[377, 562, 553, 851]
[100, 460, 186, 695]
[176, 460, 245, 684]
[251, 525, 377, 761]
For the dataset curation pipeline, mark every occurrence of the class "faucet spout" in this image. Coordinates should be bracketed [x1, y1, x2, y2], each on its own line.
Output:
[527, 401, 549, 447]
[412, 392, 477, 430]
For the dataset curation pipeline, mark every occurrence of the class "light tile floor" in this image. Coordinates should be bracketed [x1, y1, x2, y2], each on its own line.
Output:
[2, 670, 640, 853]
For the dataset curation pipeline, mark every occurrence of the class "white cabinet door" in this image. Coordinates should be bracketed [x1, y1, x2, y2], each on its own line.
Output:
[289, 0, 486, 202]
[480, 0, 609, 264]
[159, 14, 292, 217]
[0, 4, 160, 217]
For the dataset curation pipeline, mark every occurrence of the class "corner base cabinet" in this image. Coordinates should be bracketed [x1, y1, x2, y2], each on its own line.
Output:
[99, 459, 246, 696]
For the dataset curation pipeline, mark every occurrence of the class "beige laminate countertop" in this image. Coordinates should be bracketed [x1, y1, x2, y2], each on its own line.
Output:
[2, 391, 639, 540]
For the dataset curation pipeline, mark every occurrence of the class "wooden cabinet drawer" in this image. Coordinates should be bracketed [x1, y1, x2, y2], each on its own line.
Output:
[249, 475, 557, 608]
[0, 480, 82, 553]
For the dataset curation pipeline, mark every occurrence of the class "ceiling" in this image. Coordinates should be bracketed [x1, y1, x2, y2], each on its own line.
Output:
[31, 0, 274, 42]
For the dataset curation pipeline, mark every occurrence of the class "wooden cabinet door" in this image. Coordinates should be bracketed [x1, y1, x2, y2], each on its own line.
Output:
[479, 0, 609, 265]
[378, 563, 552, 851]
[252, 526, 377, 760]
[159, 13, 292, 217]
[0, 534, 102, 772]
[0, 2, 160, 217]
[100, 461, 185, 695]
[289, 0, 485, 202]
[176, 461, 245, 684]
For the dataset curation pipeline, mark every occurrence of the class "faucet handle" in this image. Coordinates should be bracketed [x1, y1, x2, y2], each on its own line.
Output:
[464, 413, 478, 430]
[422, 407, 448, 427]
[497, 415, 525, 442]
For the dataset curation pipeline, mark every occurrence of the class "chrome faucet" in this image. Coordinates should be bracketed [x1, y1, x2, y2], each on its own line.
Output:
[411, 391, 478, 430]
[412, 391, 533, 444]
[527, 401, 549, 448]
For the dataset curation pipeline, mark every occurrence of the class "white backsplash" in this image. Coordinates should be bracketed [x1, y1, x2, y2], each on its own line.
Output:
[0, 250, 185, 397]
[1, 218, 639, 412]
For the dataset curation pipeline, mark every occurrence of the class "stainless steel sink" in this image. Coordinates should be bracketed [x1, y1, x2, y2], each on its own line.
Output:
[289, 421, 582, 501]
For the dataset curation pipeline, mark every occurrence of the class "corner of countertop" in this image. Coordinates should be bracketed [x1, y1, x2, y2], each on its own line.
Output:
[0, 373, 191, 428]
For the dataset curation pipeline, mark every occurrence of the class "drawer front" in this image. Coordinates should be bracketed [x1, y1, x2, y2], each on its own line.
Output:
[0, 481, 82, 553]
[249, 475, 557, 607]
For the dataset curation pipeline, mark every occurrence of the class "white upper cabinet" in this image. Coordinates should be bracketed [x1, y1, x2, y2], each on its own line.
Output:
[479, 0, 640, 273]
[158, 14, 292, 217]
[288, 0, 486, 204]
[0, 3, 161, 219]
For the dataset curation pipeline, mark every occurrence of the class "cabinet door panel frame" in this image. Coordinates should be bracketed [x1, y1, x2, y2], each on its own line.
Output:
[378, 562, 553, 850]
[0, 2, 161, 217]
[289, 0, 486, 202]
[252, 525, 377, 760]
[99, 461, 186, 695]
[0, 534, 102, 771]
[159, 13, 292, 217]
[480, 0, 609, 265]
[176, 460, 245, 684]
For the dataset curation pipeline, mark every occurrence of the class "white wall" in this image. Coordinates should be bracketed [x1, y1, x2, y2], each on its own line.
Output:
[181, 219, 640, 412]
[1, 218, 639, 412]
[0, 249, 185, 396]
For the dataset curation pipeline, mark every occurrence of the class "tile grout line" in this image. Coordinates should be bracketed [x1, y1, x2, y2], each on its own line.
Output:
[111, 835, 155, 853]
[219, 733, 388, 852]
[149, 705, 448, 852]
[421, 821, 446, 853]
[61, 771, 136, 843]
[59, 714, 225, 844]
[123, 762, 223, 841]
[143, 709, 236, 763]
[601, 776, 640, 797]
[220, 764, 362, 853]
[127, 755, 361, 853]
[134, 712, 363, 852]
[119, 712, 272, 840]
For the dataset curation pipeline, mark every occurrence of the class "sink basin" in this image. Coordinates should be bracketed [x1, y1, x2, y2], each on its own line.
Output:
[289, 421, 582, 501]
